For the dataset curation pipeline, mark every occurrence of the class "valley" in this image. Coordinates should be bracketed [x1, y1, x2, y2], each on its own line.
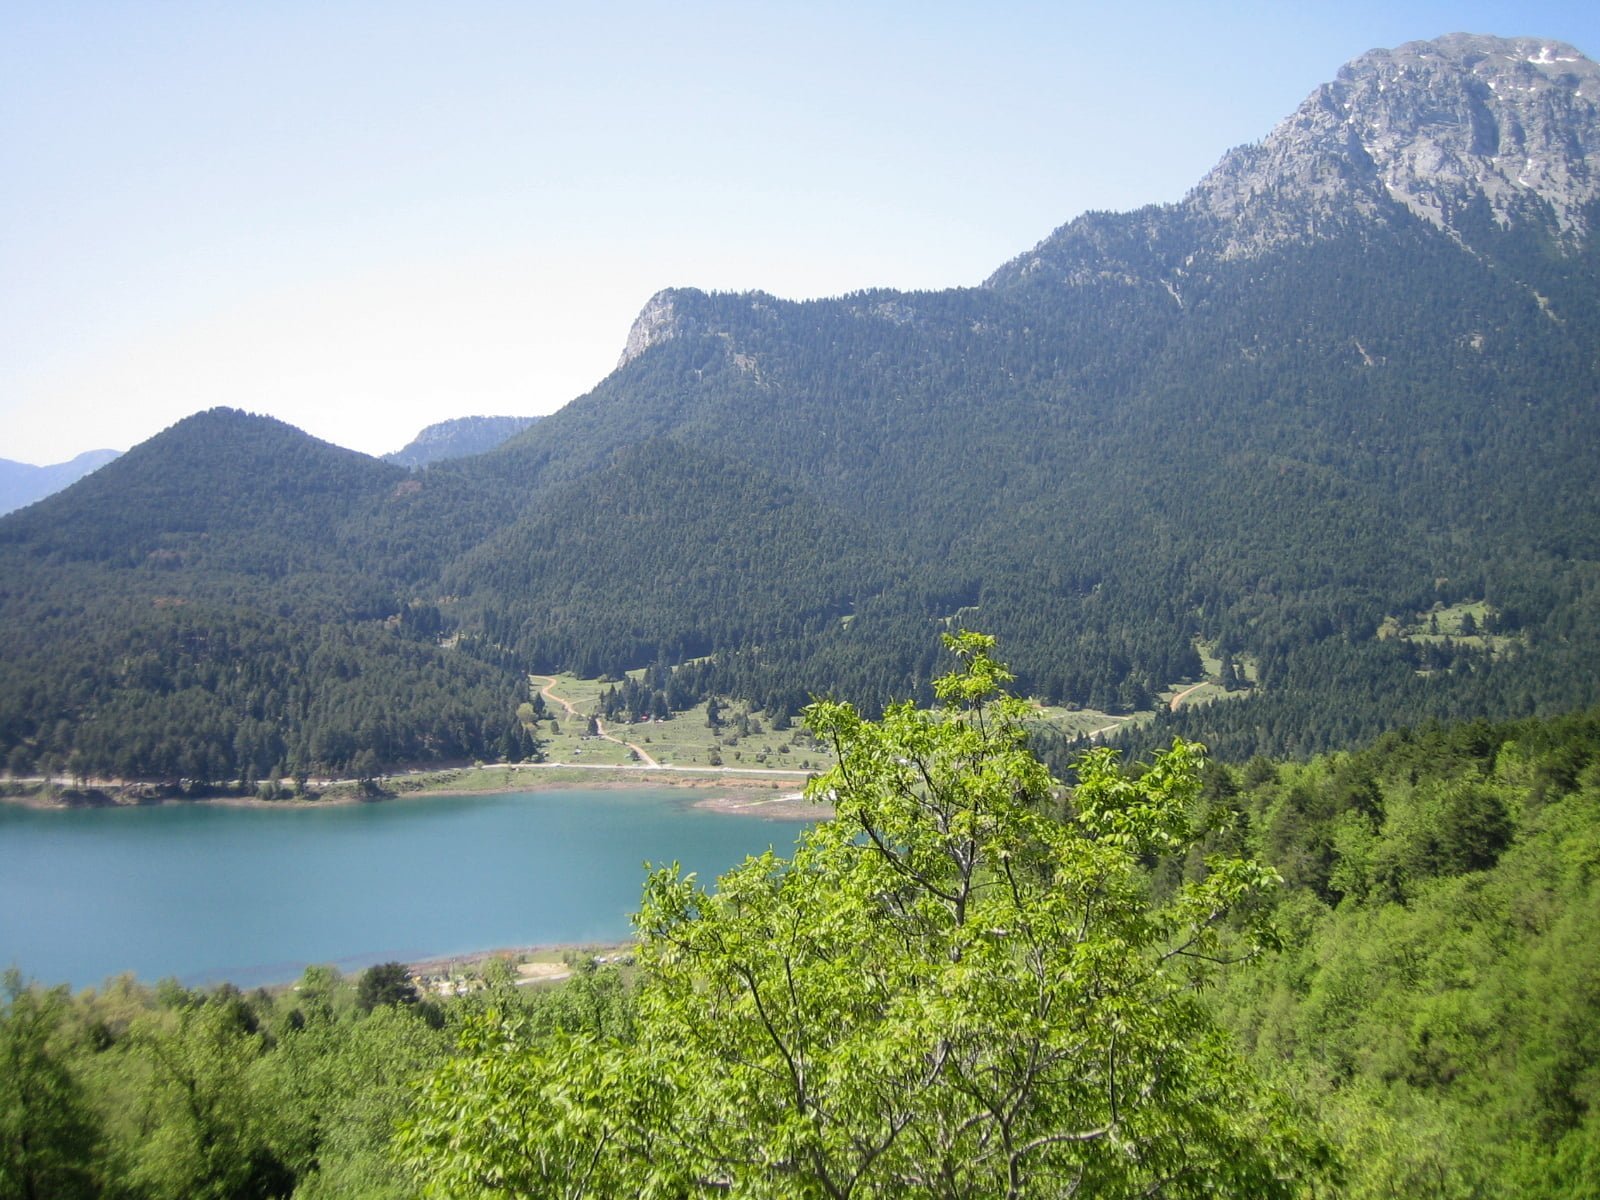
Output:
[10, 100, 1600, 786]
[5, 29, 1600, 1200]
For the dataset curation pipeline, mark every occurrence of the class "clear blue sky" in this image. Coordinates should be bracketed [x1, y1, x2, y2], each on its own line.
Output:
[5, 1, 1599, 463]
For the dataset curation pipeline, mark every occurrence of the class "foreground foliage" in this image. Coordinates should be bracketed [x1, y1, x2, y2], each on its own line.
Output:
[1203, 708, 1600, 1198]
[400, 634, 1319, 1196]
[0, 963, 454, 1200]
[10, 674, 1600, 1196]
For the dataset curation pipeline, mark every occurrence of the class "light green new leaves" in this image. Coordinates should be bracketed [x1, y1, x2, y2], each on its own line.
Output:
[0, 972, 101, 1200]
[402, 633, 1323, 1197]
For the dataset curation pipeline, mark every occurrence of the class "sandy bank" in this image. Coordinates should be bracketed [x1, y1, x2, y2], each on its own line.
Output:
[2, 761, 829, 819]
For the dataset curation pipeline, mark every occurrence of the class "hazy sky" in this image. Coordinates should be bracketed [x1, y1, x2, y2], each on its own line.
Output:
[5, 2, 1600, 464]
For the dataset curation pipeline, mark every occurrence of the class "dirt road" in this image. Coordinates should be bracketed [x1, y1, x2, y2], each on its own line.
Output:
[532, 674, 661, 768]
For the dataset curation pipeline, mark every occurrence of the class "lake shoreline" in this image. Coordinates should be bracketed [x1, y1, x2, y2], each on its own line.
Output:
[3, 776, 825, 991]
[401, 940, 637, 991]
[1, 763, 829, 821]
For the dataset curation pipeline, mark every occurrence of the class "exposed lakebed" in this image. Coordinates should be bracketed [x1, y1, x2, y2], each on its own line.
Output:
[0, 787, 808, 989]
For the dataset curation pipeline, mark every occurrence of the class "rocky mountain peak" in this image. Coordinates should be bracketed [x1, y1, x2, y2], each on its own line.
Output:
[1190, 33, 1600, 253]
[986, 34, 1600, 293]
[617, 288, 706, 369]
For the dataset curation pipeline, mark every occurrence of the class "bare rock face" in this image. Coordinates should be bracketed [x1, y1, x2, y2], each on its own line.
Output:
[990, 34, 1600, 290]
[617, 289, 704, 369]
[1191, 34, 1600, 254]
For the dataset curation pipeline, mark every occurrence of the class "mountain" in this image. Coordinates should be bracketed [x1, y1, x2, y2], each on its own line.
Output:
[383, 415, 539, 467]
[4, 33, 1600, 783]
[0, 410, 535, 785]
[991, 34, 1600, 282]
[1, 409, 405, 569]
[0, 448, 120, 516]
[1194, 34, 1600, 251]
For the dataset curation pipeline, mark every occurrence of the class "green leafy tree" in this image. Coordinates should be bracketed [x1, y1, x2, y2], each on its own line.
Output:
[120, 995, 296, 1199]
[271, 1004, 450, 1200]
[0, 972, 103, 1200]
[356, 963, 419, 1014]
[401, 634, 1323, 1196]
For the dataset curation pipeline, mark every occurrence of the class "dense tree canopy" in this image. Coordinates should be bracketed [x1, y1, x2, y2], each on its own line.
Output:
[5, 697, 1600, 1194]
[6, 193, 1600, 777]
[1200, 706, 1600, 1198]
[399, 635, 1323, 1196]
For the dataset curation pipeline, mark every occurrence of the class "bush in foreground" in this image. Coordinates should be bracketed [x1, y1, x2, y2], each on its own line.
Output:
[401, 633, 1327, 1197]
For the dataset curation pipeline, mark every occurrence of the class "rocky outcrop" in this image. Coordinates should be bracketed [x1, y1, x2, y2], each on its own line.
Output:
[990, 34, 1600, 289]
[617, 288, 705, 369]
[1193, 34, 1600, 252]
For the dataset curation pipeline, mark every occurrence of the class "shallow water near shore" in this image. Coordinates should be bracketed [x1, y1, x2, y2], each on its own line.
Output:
[0, 787, 806, 989]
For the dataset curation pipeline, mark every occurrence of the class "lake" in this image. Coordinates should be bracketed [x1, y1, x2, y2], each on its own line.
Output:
[0, 788, 808, 989]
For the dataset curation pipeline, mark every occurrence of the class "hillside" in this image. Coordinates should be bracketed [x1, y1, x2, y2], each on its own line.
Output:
[1204, 704, 1600, 1196]
[0, 411, 535, 784]
[3, 34, 1600, 782]
[382, 415, 539, 468]
[0, 449, 120, 516]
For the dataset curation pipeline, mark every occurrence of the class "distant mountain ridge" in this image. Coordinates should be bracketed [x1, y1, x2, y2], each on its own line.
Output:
[989, 34, 1600, 291]
[0, 448, 120, 516]
[383, 415, 539, 467]
[1194, 34, 1600, 246]
[4, 33, 1600, 783]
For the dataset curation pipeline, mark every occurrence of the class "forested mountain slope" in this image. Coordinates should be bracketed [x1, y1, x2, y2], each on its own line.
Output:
[1202, 705, 1600, 1196]
[0, 412, 534, 784]
[382, 415, 538, 467]
[3, 34, 1600, 781]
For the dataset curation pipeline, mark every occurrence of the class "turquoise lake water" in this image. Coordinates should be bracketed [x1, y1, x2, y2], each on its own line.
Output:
[0, 789, 805, 989]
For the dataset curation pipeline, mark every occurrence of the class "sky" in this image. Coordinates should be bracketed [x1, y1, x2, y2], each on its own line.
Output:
[5, 2, 1600, 465]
